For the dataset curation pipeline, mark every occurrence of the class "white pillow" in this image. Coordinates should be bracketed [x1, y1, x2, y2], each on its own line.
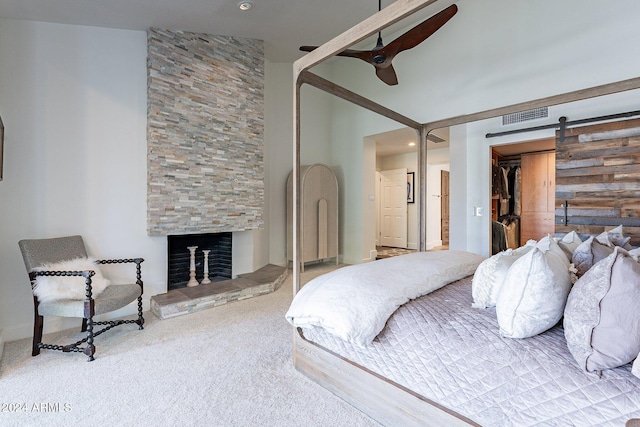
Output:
[496, 236, 572, 339]
[630, 247, 640, 261]
[33, 257, 110, 303]
[556, 231, 583, 260]
[596, 224, 632, 249]
[634, 353, 640, 379]
[472, 241, 534, 309]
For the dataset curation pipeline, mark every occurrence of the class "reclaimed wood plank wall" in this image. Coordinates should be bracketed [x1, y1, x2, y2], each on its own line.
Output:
[555, 118, 640, 246]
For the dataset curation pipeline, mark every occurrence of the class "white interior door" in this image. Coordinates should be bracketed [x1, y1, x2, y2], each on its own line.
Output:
[380, 168, 408, 248]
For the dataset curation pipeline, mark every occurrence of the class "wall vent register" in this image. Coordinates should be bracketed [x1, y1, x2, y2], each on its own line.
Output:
[502, 107, 549, 125]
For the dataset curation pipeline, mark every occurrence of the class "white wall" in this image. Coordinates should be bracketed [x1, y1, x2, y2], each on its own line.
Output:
[264, 61, 293, 266]
[0, 19, 296, 341]
[265, 62, 334, 266]
[0, 19, 157, 340]
[318, 0, 640, 262]
[362, 137, 378, 261]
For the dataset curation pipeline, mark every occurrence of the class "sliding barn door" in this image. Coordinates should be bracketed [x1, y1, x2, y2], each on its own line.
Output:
[380, 168, 408, 248]
[555, 117, 640, 246]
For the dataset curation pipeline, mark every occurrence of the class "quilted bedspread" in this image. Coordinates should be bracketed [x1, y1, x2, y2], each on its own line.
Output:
[302, 276, 640, 426]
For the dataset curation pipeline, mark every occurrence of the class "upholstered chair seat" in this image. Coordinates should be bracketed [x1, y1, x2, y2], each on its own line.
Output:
[36, 283, 142, 318]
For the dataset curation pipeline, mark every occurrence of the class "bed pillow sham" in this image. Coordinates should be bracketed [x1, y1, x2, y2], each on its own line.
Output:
[472, 241, 535, 309]
[634, 353, 640, 379]
[564, 247, 640, 373]
[572, 236, 614, 278]
[596, 224, 632, 249]
[285, 250, 485, 347]
[32, 257, 110, 302]
[556, 230, 583, 260]
[496, 236, 572, 339]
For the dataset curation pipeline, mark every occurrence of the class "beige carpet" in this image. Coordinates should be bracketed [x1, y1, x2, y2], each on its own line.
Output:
[0, 263, 379, 427]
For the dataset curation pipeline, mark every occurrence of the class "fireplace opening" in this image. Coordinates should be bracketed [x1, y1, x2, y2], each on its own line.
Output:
[167, 232, 232, 291]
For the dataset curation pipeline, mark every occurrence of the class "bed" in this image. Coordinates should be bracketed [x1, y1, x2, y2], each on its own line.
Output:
[290, 1, 640, 425]
[287, 249, 640, 426]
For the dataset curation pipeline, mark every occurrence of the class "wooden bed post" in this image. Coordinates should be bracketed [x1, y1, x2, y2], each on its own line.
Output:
[292, 1, 440, 295]
[293, 74, 302, 294]
[418, 126, 428, 251]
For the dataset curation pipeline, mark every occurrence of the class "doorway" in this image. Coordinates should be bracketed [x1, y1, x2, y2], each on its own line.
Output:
[367, 126, 450, 259]
[441, 170, 450, 247]
[491, 138, 556, 254]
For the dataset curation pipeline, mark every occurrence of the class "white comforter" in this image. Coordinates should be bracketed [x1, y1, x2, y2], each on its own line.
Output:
[285, 250, 485, 347]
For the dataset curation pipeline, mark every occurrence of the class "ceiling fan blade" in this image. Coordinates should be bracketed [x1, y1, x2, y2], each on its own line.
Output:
[337, 49, 376, 61]
[384, 4, 458, 59]
[375, 64, 398, 86]
[300, 45, 374, 62]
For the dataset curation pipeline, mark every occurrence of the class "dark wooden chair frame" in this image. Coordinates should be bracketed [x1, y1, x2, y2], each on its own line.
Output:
[28, 258, 145, 362]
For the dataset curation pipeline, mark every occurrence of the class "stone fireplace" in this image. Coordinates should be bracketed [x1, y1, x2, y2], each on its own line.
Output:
[146, 29, 264, 237]
[145, 29, 284, 320]
[167, 232, 232, 291]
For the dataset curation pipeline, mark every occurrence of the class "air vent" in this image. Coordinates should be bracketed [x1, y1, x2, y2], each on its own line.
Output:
[502, 107, 548, 125]
[427, 133, 445, 143]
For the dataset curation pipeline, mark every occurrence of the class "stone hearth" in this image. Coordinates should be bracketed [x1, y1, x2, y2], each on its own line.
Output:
[151, 264, 287, 320]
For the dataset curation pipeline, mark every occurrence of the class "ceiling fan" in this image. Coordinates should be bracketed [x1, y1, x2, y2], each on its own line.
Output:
[300, 2, 458, 86]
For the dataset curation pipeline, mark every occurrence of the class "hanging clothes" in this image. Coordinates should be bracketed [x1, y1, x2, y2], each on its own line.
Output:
[499, 166, 511, 216]
[492, 220, 508, 254]
[513, 166, 522, 216]
[492, 164, 509, 200]
[501, 216, 520, 249]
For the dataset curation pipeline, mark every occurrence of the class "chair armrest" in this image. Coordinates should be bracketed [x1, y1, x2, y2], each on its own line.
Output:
[96, 258, 144, 265]
[96, 258, 144, 291]
[29, 269, 95, 281]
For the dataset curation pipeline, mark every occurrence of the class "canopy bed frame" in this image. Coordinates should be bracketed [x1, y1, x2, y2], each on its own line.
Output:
[291, 0, 640, 425]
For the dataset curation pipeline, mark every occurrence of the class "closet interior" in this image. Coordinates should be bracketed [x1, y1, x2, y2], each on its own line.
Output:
[491, 138, 556, 255]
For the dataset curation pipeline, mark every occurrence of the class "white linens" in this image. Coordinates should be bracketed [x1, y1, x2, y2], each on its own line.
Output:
[285, 250, 485, 347]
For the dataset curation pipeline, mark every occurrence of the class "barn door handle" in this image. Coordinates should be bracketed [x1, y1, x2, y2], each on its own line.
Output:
[560, 201, 569, 224]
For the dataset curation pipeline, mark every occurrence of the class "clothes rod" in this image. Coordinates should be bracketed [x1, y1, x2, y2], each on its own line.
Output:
[485, 109, 640, 139]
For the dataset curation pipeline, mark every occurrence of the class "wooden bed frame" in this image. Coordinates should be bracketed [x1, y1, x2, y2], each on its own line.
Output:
[293, 328, 478, 426]
[291, 0, 640, 424]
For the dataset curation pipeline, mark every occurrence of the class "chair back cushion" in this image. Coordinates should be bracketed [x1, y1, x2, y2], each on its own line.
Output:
[19, 235, 88, 272]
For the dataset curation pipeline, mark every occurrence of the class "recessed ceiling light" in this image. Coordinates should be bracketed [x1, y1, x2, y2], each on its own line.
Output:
[408, 142, 416, 146]
[237, 1, 253, 10]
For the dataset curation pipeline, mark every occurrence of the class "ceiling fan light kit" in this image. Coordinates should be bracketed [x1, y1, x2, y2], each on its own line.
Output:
[299, 4, 458, 85]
